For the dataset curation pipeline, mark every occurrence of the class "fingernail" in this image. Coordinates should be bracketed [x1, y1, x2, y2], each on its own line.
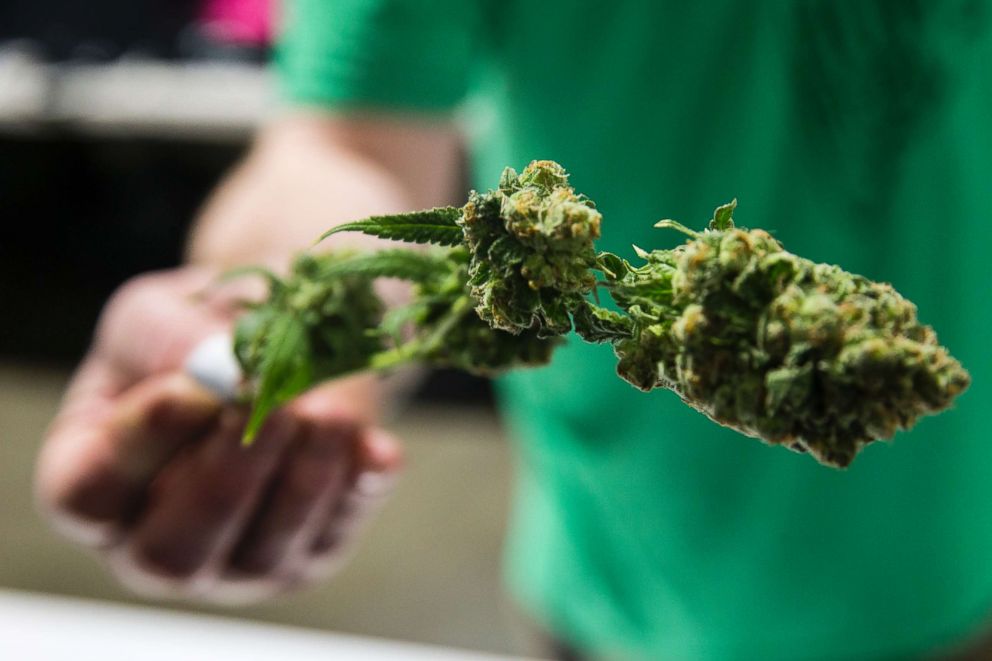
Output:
[354, 471, 396, 497]
[363, 430, 402, 470]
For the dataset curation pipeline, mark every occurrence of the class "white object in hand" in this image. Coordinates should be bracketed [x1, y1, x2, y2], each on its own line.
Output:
[184, 332, 243, 402]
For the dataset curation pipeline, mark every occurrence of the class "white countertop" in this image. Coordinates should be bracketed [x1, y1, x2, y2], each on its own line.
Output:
[0, 589, 528, 661]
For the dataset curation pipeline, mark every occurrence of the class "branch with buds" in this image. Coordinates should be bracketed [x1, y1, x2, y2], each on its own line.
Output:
[225, 160, 969, 468]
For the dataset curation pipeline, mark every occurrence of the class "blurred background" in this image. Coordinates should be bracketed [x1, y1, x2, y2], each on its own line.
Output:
[0, 0, 532, 656]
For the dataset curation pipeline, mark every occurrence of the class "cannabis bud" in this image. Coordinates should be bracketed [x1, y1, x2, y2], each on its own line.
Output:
[462, 160, 601, 336]
[232, 244, 561, 439]
[583, 201, 971, 467]
[229, 161, 969, 467]
[410, 248, 562, 373]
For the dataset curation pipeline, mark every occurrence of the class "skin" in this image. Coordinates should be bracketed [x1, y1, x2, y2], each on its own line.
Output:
[34, 111, 463, 603]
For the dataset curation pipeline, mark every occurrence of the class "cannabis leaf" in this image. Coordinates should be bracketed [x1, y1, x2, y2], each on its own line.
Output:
[317, 207, 463, 246]
[243, 313, 312, 443]
[316, 249, 453, 282]
[710, 198, 738, 231]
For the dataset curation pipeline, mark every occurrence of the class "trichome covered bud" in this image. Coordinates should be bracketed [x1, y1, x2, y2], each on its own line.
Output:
[232, 161, 970, 467]
[387, 247, 562, 375]
[461, 160, 602, 336]
[592, 201, 971, 467]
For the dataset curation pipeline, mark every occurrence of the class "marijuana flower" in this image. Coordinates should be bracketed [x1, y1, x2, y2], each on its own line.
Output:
[229, 160, 969, 467]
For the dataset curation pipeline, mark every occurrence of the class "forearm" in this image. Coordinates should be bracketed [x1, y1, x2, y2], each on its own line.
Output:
[187, 110, 464, 272]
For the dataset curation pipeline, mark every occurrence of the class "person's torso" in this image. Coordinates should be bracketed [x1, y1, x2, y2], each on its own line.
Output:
[469, 2, 992, 658]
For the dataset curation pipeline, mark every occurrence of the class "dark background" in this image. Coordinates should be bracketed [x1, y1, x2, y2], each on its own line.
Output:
[0, 135, 239, 361]
[0, 0, 487, 402]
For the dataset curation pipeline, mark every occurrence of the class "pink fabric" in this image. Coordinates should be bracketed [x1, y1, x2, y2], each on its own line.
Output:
[199, 0, 274, 45]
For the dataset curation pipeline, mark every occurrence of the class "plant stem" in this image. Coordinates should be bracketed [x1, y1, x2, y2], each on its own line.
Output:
[366, 295, 474, 372]
[368, 343, 421, 371]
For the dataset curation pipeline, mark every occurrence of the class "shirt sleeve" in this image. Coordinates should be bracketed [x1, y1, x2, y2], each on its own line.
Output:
[275, 0, 481, 112]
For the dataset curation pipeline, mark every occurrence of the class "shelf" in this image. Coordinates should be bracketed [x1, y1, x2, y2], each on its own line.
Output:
[0, 50, 273, 141]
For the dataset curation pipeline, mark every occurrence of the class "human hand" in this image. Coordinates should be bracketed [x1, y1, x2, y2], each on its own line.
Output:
[35, 267, 402, 603]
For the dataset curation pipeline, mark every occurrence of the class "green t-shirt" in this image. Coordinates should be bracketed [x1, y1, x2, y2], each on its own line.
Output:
[278, 1, 992, 657]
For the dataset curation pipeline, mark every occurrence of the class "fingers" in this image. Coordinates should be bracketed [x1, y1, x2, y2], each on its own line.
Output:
[214, 379, 394, 582]
[205, 426, 401, 604]
[94, 269, 230, 382]
[41, 348, 402, 603]
[305, 427, 402, 574]
[226, 422, 356, 579]
[36, 370, 222, 546]
[114, 410, 298, 596]
[110, 415, 401, 604]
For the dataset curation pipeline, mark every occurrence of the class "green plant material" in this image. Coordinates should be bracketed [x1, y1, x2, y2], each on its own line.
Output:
[460, 160, 602, 337]
[317, 207, 464, 246]
[232, 254, 385, 441]
[230, 160, 970, 467]
[579, 199, 971, 466]
[398, 247, 562, 374]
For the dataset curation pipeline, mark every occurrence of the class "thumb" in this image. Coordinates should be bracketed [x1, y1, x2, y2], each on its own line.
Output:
[37, 365, 221, 546]
[93, 269, 232, 385]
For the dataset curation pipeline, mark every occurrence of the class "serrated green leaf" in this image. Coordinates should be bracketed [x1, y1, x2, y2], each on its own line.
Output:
[243, 314, 312, 443]
[709, 198, 738, 231]
[317, 207, 463, 246]
[316, 249, 451, 282]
